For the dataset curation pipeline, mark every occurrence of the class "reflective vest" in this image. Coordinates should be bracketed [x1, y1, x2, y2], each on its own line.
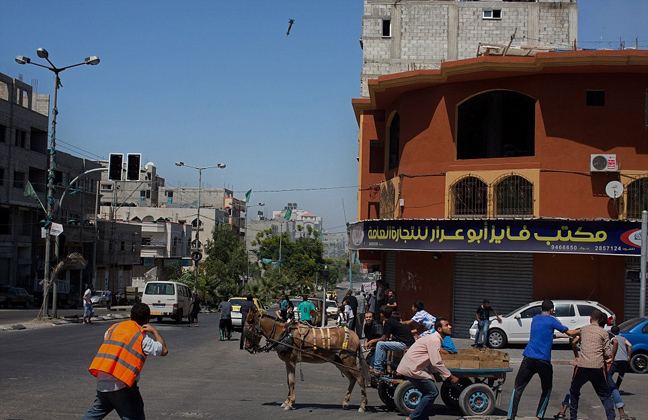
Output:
[89, 320, 147, 387]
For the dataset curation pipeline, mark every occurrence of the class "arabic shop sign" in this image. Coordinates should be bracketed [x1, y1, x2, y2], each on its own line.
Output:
[348, 219, 642, 256]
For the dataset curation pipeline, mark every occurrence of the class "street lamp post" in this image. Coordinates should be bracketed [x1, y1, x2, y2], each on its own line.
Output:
[175, 161, 226, 292]
[245, 202, 265, 283]
[16, 48, 100, 318]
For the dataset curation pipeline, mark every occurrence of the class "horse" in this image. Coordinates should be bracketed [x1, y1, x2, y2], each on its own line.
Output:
[243, 311, 370, 412]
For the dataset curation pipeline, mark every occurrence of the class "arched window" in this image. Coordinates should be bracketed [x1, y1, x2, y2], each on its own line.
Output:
[451, 176, 487, 217]
[457, 90, 535, 159]
[388, 113, 400, 169]
[495, 175, 534, 217]
[626, 177, 648, 219]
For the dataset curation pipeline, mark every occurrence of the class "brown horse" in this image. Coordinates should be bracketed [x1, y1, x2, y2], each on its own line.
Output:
[244, 312, 370, 412]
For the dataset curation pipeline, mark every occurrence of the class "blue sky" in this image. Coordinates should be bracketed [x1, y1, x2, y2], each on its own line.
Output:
[1, 0, 646, 233]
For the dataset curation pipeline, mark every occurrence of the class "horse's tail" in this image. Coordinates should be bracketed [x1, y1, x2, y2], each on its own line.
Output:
[357, 348, 371, 387]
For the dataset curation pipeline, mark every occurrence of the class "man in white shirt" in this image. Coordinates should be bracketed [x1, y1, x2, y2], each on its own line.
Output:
[83, 284, 95, 324]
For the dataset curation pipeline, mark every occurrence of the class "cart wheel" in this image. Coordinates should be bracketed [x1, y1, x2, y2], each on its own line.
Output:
[458, 383, 496, 416]
[377, 381, 396, 409]
[440, 378, 472, 408]
[393, 380, 422, 415]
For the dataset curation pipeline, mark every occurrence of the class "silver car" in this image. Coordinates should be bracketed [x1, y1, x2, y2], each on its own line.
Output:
[469, 299, 616, 349]
[90, 290, 109, 307]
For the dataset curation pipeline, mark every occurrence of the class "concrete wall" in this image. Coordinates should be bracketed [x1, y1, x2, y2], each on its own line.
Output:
[361, 0, 577, 96]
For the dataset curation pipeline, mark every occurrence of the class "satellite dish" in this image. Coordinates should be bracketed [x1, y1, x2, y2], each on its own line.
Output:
[144, 162, 154, 170]
[605, 181, 623, 199]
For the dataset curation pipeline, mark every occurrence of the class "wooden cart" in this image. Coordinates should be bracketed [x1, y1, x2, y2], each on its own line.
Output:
[377, 348, 512, 417]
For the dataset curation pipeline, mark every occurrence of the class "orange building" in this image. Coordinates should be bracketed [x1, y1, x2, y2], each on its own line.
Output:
[350, 50, 648, 336]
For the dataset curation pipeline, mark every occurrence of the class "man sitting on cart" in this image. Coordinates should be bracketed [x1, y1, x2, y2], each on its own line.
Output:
[396, 317, 460, 420]
[402, 301, 458, 354]
[366, 306, 415, 376]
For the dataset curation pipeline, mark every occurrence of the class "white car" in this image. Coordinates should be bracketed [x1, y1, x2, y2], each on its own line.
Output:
[90, 290, 109, 307]
[469, 299, 616, 349]
[326, 299, 338, 319]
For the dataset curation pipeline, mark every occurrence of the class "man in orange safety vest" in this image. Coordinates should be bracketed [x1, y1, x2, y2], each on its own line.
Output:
[83, 302, 168, 419]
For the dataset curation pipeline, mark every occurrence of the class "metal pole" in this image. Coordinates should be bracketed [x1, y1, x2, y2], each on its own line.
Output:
[194, 169, 202, 293]
[348, 249, 353, 290]
[640, 210, 647, 317]
[246, 204, 250, 283]
[321, 265, 328, 327]
[43, 72, 60, 318]
[92, 180, 99, 288]
[279, 221, 282, 274]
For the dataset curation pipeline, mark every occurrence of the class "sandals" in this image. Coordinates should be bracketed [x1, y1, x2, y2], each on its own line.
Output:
[619, 415, 636, 420]
[553, 412, 566, 419]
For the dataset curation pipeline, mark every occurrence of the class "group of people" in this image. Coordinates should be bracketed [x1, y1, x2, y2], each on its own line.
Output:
[506, 299, 635, 420]
[362, 297, 461, 420]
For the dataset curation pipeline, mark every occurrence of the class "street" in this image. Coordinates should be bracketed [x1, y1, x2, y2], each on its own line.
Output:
[0, 312, 646, 420]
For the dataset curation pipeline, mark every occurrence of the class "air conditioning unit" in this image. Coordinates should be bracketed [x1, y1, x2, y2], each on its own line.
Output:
[590, 154, 618, 172]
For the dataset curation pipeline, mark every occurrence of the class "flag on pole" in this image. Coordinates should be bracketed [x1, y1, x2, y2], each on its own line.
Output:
[245, 189, 252, 203]
[24, 181, 46, 212]
[284, 209, 292, 220]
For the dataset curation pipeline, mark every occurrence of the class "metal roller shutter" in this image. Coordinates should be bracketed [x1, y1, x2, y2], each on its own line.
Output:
[624, 257, 647, 321]
[453, 253, 533, 338]
[385, 251, 397, 289]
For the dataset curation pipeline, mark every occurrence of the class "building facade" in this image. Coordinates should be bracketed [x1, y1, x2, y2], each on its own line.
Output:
[360, 0, 577, 96]
[351, 50, 648, 336]
[1, 73, 102, 293]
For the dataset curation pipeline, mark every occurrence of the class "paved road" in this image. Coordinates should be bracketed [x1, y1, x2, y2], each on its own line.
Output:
[1, 312, 645, 419]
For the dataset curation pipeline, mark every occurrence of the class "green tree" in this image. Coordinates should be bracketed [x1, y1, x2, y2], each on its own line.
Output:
[253, 226, 326, 298]
[202, 224, 247, 304]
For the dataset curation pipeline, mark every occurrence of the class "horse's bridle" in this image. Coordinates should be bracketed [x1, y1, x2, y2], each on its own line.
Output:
[246, 315, 280, 354]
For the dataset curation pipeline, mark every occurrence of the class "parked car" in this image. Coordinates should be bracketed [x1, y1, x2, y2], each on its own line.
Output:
[90, 290, 109, 307]
[326, 299, 338, 319]
[0, 285, 12, 308]
[618, 316, 648, 374]
[1, 287, 35, 308]
[230, 297, 267, 330]
[469, 299, 615, 349]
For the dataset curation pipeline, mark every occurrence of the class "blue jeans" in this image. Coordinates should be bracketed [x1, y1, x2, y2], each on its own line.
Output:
[475, 319, 490, 346]
[84, 305, 95, 319]
[83, 386, 145, 420]
[372, 340, 407, 371]
[407, 377, 439, 420]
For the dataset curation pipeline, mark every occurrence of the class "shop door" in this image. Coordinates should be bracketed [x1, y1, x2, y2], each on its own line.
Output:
[453, 253, 533, 338]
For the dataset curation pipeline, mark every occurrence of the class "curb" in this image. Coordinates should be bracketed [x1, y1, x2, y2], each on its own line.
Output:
[0, 313, 130, 332]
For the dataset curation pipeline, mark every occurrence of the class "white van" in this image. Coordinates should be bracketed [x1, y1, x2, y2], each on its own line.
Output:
[141, 281, 192, 323]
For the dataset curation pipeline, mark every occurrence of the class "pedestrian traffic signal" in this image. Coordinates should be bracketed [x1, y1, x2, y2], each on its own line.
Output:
[126, 153, 141, 181]
[108, 153, 123, 181]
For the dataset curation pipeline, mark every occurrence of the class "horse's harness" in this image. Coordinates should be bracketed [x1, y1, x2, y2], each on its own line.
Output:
[247, 316, 357, 361]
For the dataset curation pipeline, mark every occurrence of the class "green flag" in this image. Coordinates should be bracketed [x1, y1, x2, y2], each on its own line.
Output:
[284, 209, 292, 220]
[24, 181, 46, 212]
[245, 189, 252, 203]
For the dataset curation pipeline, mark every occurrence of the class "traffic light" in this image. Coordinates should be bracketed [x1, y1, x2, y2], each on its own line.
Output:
[108, 153, 123, 181]
[126, 153, 141, 181]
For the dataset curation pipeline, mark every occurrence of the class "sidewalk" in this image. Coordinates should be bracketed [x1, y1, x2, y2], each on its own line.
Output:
[0, 309, 131, 331]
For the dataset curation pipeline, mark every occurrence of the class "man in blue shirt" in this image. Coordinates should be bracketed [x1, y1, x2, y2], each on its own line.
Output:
[507, 299, 579, 420]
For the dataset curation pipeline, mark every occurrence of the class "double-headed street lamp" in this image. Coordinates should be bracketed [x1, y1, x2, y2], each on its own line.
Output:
[16, 48, 100, 318]
[175, 161, 226, 291]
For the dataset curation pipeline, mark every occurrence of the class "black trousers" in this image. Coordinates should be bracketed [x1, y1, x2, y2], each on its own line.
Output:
[507, 356, 553, 420]
[568, 366, 615, 420]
